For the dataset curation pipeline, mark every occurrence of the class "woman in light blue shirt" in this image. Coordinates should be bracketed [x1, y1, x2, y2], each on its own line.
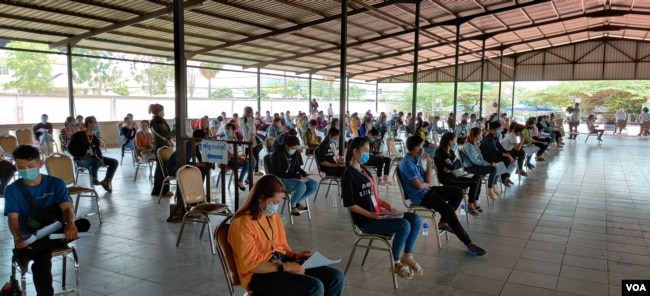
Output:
[461, 127, 499, 201]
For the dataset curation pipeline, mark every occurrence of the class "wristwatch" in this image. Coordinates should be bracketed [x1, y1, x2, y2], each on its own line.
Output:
[277, 263, 285, 272]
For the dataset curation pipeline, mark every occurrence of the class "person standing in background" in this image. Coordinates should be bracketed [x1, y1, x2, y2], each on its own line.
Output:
[327, 103, 333, 121]
[614, 108, 626, 135]
[568, 102, 580, 139]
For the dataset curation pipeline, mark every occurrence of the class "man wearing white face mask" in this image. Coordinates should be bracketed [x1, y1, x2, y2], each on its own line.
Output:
[4, 145, 91, 295]
[270, 136, 317, 216]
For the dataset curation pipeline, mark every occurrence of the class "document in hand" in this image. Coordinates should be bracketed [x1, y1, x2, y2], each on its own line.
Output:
[379, 209, 405, 219]
[301, 251, 341, 269]
[24, 221, 62, 244]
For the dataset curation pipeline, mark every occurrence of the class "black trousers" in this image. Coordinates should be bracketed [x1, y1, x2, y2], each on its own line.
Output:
[364, 155, 391, 177]
[508, 149, 526, 172]
[14, 218, 91, 296]
[444, 174, 482, 203]
[321, 166, 345, 177]
[151, 145, 170, 196]
[418, 186, 472, 246]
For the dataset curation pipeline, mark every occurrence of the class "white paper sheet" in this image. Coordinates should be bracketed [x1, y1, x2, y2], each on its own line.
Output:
[24, 221, 62, 244]
[49, 232, 94, 240]
[379, 209, 405, 219]
[301, 251, 341, 269]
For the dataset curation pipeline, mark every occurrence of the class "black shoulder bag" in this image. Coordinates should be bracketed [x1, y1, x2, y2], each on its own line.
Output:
[16, 181, 62, 233]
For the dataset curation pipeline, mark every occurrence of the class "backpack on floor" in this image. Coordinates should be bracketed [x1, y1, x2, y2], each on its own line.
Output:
[0, 276, 21, 296]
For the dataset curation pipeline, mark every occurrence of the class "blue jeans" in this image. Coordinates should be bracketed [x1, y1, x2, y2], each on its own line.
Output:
[39, 133, 52, 152]
[121, 141, 135, 157]
[359, 212, 421, 261]
[249, 266, 345, 296]
[282, 178, 318, 208]
[228, 158, 257, 182]
[77, 157, 118, 181]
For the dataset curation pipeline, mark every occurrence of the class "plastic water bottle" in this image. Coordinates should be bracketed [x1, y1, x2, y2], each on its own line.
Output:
[332, 195, 338, 208]
[460, 204, 466, 216]
[422, 219, 429, 236]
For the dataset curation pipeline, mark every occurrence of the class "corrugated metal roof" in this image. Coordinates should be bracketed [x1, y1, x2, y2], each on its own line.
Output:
[1, 0, 650, 82]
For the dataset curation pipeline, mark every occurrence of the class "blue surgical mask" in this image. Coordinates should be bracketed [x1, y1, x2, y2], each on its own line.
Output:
[18, 168, 39, 181]
[288, 149, 296, 155]
[452, 143, 458, 150]
[225, 131, 232, 138]
[41, 118, 47, 123]
[368, 137, 375, 143]
[263, 203, 279, 217]
[92, 125, 99, 132]
[359, 152, 370, 164]
[330, 139, 337, 145]
[496, 130, 502, 137]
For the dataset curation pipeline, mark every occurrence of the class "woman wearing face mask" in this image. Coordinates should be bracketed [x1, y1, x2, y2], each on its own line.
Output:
[149, 103, 175, 197]
[270, 136, 318, 216]
[241, 106, 264, 176]
[342, 137, 422, 280]
[433, 133, 483, 216]
[229, 175, 345, 296]
[479, 122, 516, 186]
[223, 123, 256, 191]
[461, 127, 500, 201]
[317, 127, 346, 177]
[415, 120, 436, 158]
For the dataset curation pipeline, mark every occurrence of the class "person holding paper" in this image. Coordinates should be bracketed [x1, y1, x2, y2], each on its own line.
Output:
[461, 127, 500, 201]
[4, 145, 90, 296]
[317, 127, 346, 177]
[434, 133, 483, 216]
[399, 136, 487, 257]
[342, 137, 423, 280]
[270, 135, 317, 216]
[229, 175, 344, 296]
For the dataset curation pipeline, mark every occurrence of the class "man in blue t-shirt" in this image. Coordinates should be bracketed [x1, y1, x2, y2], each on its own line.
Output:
[398, 136, 487, 257]
[4, 145, 90, 295]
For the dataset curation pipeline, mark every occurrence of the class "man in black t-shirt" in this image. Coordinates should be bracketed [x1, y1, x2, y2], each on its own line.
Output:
[317, 128, 345, 177]
[363, 129, 392, 185]
[33, 114, 54, 154]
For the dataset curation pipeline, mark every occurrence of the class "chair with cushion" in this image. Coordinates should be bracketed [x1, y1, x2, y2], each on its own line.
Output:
[176, 164, 231, 255]
[133, 135, 155, 182]
[156, 146, 177, 203]
[312, 147, 341, 205]
[385, 138, 403, 181]
[343, 210, 398, 289]
[0, 134, 18, 161]
[13, 244, 80, 296]
[20, 127, 58, 156]
[395, 167, 449, 248]
[215, 215, 251, 296]
[45, 153, 102, 223]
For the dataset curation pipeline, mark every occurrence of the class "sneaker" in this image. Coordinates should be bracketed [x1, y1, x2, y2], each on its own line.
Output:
[467, 246, 487, 257]
[291, 207, 301, 216]
[296, 203, 308, 211]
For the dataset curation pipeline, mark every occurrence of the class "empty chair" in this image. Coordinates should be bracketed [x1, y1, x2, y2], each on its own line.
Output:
[156, 146, 176, 203]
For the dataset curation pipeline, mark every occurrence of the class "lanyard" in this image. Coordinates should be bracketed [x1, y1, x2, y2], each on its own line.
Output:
[86, 134, 94, 145]
[256, 216, 274, 251]
[361, 170, 381, 213]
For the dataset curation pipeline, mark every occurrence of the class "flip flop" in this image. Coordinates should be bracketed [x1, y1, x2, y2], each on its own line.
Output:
[467, 246, 487, 257]
[438, 225, 454, 234]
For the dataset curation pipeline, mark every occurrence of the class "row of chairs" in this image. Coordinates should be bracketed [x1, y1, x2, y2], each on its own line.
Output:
[0, 130, 58, 161]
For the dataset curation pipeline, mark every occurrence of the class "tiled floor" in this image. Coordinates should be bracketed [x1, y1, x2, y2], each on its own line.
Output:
[2, 134, 650, 296]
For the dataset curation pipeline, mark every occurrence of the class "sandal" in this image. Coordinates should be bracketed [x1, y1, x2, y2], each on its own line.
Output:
[475, 206, 483, 213]
[401, 254, 423, 276]
[393, 264, 413, 280]
[468, 209, 480, 217]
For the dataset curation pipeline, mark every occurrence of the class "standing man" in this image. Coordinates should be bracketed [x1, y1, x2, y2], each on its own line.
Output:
[67, 116, 119, 192]
[4, 145, 90, 295]
[310, 98, 319, 114]
[568, 102, 580, 139]
[327, 103, 334, 121]
[32, 114, 54, 155]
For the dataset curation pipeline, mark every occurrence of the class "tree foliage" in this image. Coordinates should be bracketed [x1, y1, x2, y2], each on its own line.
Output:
[199, 62, 222, 98]
[3, 42, 53, 93]
[212, 87, 233, 98]
[132, 56, 174, 97]
[72, 48, 124, 95]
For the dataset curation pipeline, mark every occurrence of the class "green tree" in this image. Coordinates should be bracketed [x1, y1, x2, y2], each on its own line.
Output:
[212, 87, 233, 98]
[244, 88, 268, 99]
[348, 85, 366, 100]
[72, 49, 124, 95]
[112, 83, 130, 96]
[199, 62, 222, 98]
[132, 56, 174, 97]
[3, 42, 53, 93]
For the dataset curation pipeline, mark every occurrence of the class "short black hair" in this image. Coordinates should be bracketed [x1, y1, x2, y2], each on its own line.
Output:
[84, 115, 97, 127]
[12, 145, 40, 161]
[285, 135, 300, 147]
[192, 129, 206, 139]
[309, 119, 317, 126]
[368, 128, 379, 136]
[406, 136, 424, 152]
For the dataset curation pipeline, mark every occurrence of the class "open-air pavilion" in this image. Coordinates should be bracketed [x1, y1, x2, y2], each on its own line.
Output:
[1, 1, 650, 295]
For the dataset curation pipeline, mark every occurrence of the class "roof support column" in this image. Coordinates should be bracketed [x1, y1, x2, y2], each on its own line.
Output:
[66, 44, 75, 117]
[452, 21, 461, 124]
[171, 0, 188, 214]
[511, 55, 518, 118]
[338, 0, 347, 155]
[308, 73, 312, 115]
[497, 48, 504, 116]
[346, 77, 350, 112]
[410, 0, 421, 134]
[375, 82, 379, 113]
[257, 67, 261, 112]
[478, 38, 486, 118]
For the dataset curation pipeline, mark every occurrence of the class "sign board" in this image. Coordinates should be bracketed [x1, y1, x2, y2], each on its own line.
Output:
[200, 140, 228, 164]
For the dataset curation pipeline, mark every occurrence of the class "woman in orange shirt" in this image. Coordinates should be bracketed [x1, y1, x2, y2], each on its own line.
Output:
[228, 175, 345, 296]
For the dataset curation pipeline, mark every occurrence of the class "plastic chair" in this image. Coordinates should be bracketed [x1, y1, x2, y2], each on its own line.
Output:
[175, 165, 231, 255]
[46, 153, 102, 223]
[343, 210, 398, 289]
[0, 134, 17, 161]
[13, 245, 80, 296]
[312, 147, 341, 204]
[156, 146, 176, 203]
[395, 167, 449, 248]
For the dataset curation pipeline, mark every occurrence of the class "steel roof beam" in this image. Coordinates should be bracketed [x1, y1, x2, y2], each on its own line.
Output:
[187, 0, 414, 58]
[50, 0, 206, 48]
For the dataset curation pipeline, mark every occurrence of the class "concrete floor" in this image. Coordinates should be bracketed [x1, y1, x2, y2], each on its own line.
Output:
[2, 133, 650, 296]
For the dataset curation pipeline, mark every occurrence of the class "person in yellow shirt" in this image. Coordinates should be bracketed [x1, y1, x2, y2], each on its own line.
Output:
[302, 120, 320, 155]
[348, 113, 360, 136]
[228, 175, 345, 296]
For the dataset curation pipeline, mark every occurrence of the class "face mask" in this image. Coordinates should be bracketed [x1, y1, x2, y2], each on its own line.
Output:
[368, 137, 375, 143]
[263, 203, 279, 217]
[452, 143, 458, 150]
[496, 130, 502, 137]
[92, 125, 99, 132]
[359, 152, 370, 164]
[330, 139, 337, 145]
[18, 168, 39, 181]
[288, 149, 296, 155]
[416, 149, 423, 163]
[225, 131, 232, 137]
[41, 118, 47, 123]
